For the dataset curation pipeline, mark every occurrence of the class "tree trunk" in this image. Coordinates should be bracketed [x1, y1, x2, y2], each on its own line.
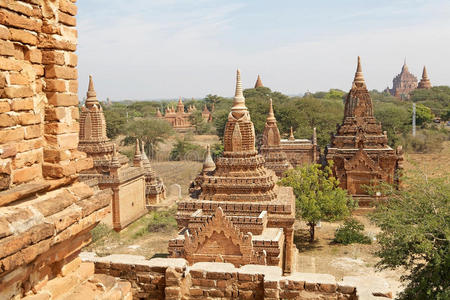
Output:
[308, 222, 316, 242]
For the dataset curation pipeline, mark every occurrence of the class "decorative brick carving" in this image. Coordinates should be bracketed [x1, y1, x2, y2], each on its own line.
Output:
[326, 57, 403, 206]
[260, 98, 292, 177]
[169, 70, 296, 275]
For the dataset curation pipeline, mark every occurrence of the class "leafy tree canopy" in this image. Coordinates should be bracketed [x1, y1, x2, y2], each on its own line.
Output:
[280, 163, 355, 241]
[370, 174, 450, 300]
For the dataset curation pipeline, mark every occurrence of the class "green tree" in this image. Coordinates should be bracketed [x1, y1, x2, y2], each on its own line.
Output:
[370, 175, 450, 300]
[125, 118, 173, 157]
[170, 139, 205, 161]
[374, 102, 410, 146]
[410, 103, 433, 126]
[280, 163, 355, 241]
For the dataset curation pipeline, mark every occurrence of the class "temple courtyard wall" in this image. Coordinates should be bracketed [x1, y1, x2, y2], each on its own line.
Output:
[82, 252, 394, 300]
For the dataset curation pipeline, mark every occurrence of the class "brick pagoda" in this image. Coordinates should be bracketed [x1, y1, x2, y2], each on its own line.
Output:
[280, 127, 319, 168]
[169, 70, 296, 274]
[389, 60, 418, 99]
[254, 74, 264, 88]
[157, 97, 211, 132]
[417, 66, 432, 89]
[326, 57, 403, 206]
[260, 99, 292, 177]
[78, 76, 165, 230]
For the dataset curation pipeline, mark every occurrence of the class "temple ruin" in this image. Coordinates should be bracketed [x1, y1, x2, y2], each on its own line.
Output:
[78, 76, 165, 231]
[279, 127, 319, 168]
[417, 66, 432, 89]
[157, 97, 212, 132]
[168, 70, 296, 275]
[389, 60, 418, 99]
[326, 57, 403, 207]
[260, 99, 292, 177]
[254, 74, 264, 88]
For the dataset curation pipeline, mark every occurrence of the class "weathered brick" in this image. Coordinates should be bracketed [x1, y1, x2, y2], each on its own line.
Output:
[0, 101, 8, 113]
[0, 8, 42, 31]
[45, 65, 77, 79]
[0, 39, 15, 56]
[12, 163, 41, 183]
[4, 86, 34, 98]
[0, 127, 24, 143]
[9, 72, 29, 85]
[45, 107, 66, 121]
[25, 48, 42, 63]
[9, 28, 37, 45]
[58, 11, 76, 26]
[44, 121, 78, 134]
[47, 92, 78, 106]
[0, 56, 21, 71]
[13, 148, 42, 168]
[59, 0, 78, 16]
[0, 113, 18, 127]
[19, 112, 41, 125]
[42, 50, 65, 65]
[11, 98, 33, 111]
[45, 79, 67, 92]
[24, 124, 41, 139]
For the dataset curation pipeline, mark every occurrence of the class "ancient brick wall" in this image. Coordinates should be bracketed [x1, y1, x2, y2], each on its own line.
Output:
[0, 1, 131, 299]
[0, 0, 89, 191]
[83, 253, 361, 300]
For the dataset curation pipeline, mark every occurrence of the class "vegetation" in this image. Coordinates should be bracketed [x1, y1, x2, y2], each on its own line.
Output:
[370, 175, 450, 300]
[170, 138, 206, 161]
[101, 84, 450, 154]
[410, 86, 450, 119]
[280, 163, 355, 241]
[333, 218, 371, 245]
[123, 118, 174, 157]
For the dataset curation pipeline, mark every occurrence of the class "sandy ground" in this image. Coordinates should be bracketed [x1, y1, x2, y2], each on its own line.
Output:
[294, 216, 404, 297]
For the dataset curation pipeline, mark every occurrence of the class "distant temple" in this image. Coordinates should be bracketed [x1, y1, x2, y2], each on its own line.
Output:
[417, 66, 432, 89]
[254, 74, 264, 88]
[279, 126, 319, 168]
[260, 99, 292, 177]
[157, 98, 212, 132]
[169, 70, 296, 274]
[389, 60, 433, 99]
[79, 76, 165, 231]
[327, 57, 403, 207]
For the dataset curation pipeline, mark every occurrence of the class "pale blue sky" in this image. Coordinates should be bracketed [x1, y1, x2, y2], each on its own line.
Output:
[77, 0, 450, 100]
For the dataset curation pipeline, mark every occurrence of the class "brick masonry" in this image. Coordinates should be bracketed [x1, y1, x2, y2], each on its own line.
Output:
[82, 253, 373, 300]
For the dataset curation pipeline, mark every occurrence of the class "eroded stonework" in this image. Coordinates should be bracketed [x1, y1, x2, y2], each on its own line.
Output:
[78, 76, 165, 231]
[0, 1, 131, 299]
[169, 70, 296, 275]
[279, 127, 319, 168]
[260, 99, 292, 177]
[326, 57, 403, 206]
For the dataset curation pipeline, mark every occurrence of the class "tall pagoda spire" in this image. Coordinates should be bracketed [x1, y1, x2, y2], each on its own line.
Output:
[133, 139, 142, 167]
[353, 56, 366, 87]
[418, 65, 432, 89]
[254, 75, 264, 88]
[177, 97, 184, 113]
[266, 98, 276, 122]
[85, 75, 99, 107]
[289, 127, 295, 141]
[231, 69, 247, 115]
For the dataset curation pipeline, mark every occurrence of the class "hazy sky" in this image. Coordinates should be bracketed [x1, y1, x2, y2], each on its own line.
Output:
[77, 0, 450, 100]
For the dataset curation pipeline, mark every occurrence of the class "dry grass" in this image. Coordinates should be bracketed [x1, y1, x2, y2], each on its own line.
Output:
[403, 141, 450, 178]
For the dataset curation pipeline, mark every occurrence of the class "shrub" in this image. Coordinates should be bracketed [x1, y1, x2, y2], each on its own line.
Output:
[170, 139, 205, 161]
[400, 129, 450, 153]
[333, 218, 372, 245]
